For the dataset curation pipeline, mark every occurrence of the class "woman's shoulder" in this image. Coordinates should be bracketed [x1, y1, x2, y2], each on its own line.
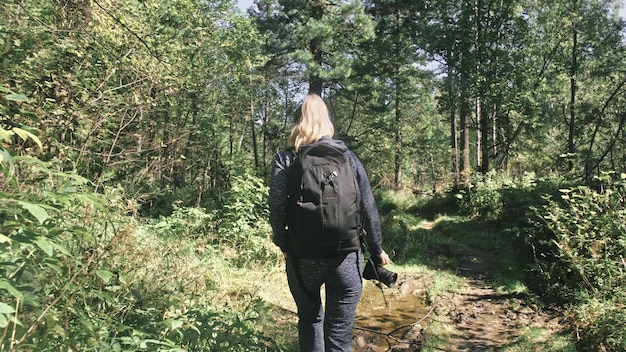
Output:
[273, 148, 297, 167]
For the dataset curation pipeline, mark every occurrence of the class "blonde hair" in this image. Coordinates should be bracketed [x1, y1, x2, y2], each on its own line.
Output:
[288, 94, 335, 152]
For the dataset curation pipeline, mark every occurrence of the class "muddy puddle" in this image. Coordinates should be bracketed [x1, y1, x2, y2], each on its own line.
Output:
[354, 276, 429, 351]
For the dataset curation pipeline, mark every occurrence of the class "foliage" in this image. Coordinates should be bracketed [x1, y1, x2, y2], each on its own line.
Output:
[0, 156, 126, 350]
[569, 295, 626, 352]
[214, 174, 274, 266]
[1, 89, 277, 350]
[0, 88, 42, 185]
[161, 298, 274, 352]
[2, 0, 626, 350]
[443, 170, 626, 350]
[0, 158, 281, 350]
[252, 0, 375, 94]
[535, 172, 626, 301]
[454, 171, 510, 221]
[152, 206, 217, 240]
[1, 0, 266, 209]
[149, 174, 276, 267]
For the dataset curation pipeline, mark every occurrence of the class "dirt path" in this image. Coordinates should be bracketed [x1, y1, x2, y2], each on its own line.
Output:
[432, 245, 562, 351]
[353, 221, 564, 351]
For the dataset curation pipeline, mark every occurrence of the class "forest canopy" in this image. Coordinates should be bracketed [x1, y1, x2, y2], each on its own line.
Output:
[2, 0, 625, 201]
[1, 0, 626, 350]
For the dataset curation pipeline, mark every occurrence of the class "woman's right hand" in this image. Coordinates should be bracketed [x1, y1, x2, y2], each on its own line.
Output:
[377, 250, 390, 266]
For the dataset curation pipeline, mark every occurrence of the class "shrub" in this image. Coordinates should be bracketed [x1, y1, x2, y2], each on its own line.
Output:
[0, 157, 140, 351]
[455, 171, 509, 221]
[149, 174, 277, 267]
[532, 173, 626, 350]
[214, 174, 274, 266]
[539, 175, 626, 299]
[162, 298, 274, 351]
[570, 295, 626, 351]
[152, 206, 217, 240]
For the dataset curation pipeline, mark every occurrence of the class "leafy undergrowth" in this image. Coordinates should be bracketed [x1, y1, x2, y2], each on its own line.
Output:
[1, 169, 291, 351]
[3, 165, 624, 351]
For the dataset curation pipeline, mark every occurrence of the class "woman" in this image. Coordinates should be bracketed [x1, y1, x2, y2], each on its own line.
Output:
[268, 94, 390, 352]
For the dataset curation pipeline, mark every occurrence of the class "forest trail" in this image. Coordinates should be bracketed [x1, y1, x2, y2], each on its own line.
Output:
[431, 242, 563, 351]
[353, 220, 565, 351]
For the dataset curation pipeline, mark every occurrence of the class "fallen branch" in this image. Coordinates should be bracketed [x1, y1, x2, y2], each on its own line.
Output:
[387, 298, 439, 336]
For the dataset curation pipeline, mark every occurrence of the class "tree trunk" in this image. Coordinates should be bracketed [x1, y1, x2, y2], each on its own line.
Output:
[448, 75, 459, 184]
[568, 0, 578, 171]
[394, 76, 402, 190]
[309, 0, 324, 96]
[480, 99, 489, 173]
[476, 96, 482, 170]
[461, 76, 471, 183]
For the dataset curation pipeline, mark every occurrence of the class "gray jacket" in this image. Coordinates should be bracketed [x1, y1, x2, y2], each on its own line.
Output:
[268, 136, 384, 257]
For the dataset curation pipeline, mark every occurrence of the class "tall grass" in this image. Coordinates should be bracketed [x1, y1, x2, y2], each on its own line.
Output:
[1, 159, 288, 350]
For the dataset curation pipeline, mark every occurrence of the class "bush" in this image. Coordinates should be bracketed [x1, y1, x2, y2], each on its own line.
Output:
[162, 298, 274, 351]
[531, 173, 626, 350]
[0, 157, 146, 351]
[214, 174, 274, 266]
[150, 174, 277, 267]
[538, 175, 626, 299]
[570, 296, 626, 351]
[455, 171, 510, 221]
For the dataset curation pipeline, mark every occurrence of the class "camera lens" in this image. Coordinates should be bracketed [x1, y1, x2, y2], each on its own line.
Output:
[376, 266, 398, 287]
[362, 258, 398, 288]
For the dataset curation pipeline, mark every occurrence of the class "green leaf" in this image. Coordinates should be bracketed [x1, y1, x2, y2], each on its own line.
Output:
[95, 270, 115, 283]
[170, 319, 184, 330]
[0, 279, 23, 300]
[50, 242, 71, 256]
[0, 302, 15, 314]
[11, 127, 42, 150]
[34, 236, 54, 256]
[0, 129, 11, 143]
[4, 93, 28, 102]
[17, 201, 49, 224]
[45, 262, 64, 275]
[0, 148, 11, 162]
[0, 149, 14, 175]
[0, 314, 8, 328]
[0, 234, 11, 244]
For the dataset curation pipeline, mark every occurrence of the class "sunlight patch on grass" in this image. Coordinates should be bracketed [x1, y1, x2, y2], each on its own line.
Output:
[424, 271, 464, 303]
[495, 280, 528, 295]
[422, 319, 454, 352]
[502, 326, 576, 352]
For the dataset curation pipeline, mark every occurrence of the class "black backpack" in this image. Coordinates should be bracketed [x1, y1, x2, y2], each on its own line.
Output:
[286, 142, 362, 258]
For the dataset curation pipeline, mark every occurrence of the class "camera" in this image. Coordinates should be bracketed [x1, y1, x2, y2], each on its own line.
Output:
[362, 256, 398, 288]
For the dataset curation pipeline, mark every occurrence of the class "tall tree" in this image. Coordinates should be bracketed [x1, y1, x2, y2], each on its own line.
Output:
[361, 0, 430, 190]
[325, 0, 443, 191]
[1, 0, 267, 209]
[522, 0, 626, 180]
[420, 0, 477, 182]
[252, 0, 375, 95]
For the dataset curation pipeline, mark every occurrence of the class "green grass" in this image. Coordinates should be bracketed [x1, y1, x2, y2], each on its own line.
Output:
[502, 327, 576, 352]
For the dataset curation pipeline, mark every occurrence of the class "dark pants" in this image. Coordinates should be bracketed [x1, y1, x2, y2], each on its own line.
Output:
[286, 251, 362, 352]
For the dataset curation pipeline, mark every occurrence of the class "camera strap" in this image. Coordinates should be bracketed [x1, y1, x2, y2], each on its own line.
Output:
[359, 228, 383, 282]
[290, 255, 322, 304]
